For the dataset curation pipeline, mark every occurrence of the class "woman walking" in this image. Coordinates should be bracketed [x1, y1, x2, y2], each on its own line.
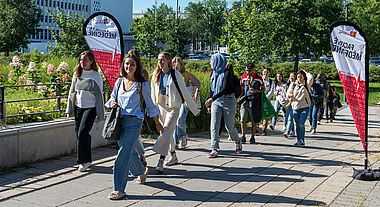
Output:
[172, 56, 201, 149]
[151, 52, 200, 172]
[283, 72, 296, 138]
[106, 54, 163, 200]
[66, 51, 105, 172]
[287, 70, 313, 146]
[269, 72, 287, 131]
[205, 55, 242, 158]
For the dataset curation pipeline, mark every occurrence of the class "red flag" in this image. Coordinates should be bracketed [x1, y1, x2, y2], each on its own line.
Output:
[83, 12, 124, 89]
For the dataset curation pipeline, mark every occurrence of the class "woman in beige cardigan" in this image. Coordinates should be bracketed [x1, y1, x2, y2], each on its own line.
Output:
[151, 52, 200, 172]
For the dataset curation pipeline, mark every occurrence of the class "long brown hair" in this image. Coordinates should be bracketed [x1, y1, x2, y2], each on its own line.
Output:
[121, 54, 145, 83]
[153, 52, 172, 83]
[74, 51, 98, 77]
[128, 49, 141, 60]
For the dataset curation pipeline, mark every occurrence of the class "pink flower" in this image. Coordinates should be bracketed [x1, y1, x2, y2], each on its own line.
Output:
[62, 73, 72, 82]
[47, 64, 56, 75]
[57, 61, 70, 72]
[8, 70, 15, 81]
[49, 92, 57, 97]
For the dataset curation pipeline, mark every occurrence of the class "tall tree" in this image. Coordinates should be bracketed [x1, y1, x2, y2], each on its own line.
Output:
[47, 8, 88, 57]
[223, 0, 343, 71]
[0, 0, 41, 55]
[185, 2, 207, 51]
[349, 0, 380, 56]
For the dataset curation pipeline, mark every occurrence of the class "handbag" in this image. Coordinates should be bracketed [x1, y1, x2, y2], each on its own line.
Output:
[102, 78, 123, 141]
[261, 90, 277, 119]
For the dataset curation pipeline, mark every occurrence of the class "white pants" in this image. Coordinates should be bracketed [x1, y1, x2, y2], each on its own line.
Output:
[152, 104, 180, 156]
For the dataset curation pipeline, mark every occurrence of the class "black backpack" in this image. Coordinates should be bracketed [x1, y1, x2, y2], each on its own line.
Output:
[231, 74, 242, 98]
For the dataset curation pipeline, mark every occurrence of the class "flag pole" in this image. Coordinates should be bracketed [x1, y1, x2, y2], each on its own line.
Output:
[364, 29, 369, 170]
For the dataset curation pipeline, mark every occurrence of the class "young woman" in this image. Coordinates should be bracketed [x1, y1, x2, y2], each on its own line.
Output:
[66, 51, 104, 172]
[205, 55, 242, 158]
[105, 54, 163, 200]
[287, 70, 313, 146]
[283, 72, 296, 138]
[270, 73, 287, 131]
[172, 56, 201, 149]
[151, 52, 200, 172]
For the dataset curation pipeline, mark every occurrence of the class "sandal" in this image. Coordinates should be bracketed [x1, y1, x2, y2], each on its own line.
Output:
[108, 190, 126, 200]
[136, 167, 148, 184]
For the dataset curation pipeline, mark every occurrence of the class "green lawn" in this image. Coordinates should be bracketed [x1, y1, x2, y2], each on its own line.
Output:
[329, 80, 380, 106]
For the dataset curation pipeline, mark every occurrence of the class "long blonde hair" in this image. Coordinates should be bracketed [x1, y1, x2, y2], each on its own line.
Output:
[172, 56, 185, 73]
[153, 52, 172, 83]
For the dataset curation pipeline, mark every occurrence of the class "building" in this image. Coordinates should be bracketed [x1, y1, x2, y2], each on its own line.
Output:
[26, 0, 135, 53]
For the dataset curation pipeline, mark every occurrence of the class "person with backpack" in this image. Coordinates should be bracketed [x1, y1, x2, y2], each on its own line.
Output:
[287, 69, 313, 146]
[238, 62, 264, 144]
[151, 52, 201, 172]
[172, 56, 201, 149]
[308, 82, 324, 134]
[205, 56, 243, 158]
[105, 54, 163, 200]
[261, 67, 275, 136]
[269, 72, 287, 131]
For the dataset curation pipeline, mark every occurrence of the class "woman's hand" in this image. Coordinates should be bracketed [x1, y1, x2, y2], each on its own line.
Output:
[111, 101, 118, 108]
[205, 98, 213, 106]
[155, 123, 164, 134]
[207, 107, 211, 114]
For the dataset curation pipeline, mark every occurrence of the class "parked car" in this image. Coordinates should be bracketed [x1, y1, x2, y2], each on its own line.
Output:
[370, 57, 380, 66]
[299, 58, 313, 63]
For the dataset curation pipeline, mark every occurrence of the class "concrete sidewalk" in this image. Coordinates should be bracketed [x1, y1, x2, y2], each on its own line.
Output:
[0, 106, 379, 206]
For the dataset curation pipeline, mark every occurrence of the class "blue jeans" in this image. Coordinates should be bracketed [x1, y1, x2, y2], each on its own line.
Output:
[210, 94, 240, 150]
[113, 115, 144, 192]
[271, 100, 286, 128]
[293, 107, 309, 145]
[173, 103, 189, 145]
[309, 104, 318, 130]
[285, 106, 294, 134]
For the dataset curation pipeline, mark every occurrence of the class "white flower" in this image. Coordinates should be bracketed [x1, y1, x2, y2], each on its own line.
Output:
[27, 62, 37, 72]
[57, 61, 70, 72]
[9, 55, 23, 67]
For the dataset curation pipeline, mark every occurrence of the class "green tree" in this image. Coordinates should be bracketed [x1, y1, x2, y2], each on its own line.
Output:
[47, 8, 88, 57]
[0, 0, 41, 55]
[223, 0, 343, 72]
[185, 2, 207, 51]
[349, 0, 380, 56]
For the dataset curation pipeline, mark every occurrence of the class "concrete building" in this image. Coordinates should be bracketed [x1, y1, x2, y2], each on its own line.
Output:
[26, 0, 135, 53]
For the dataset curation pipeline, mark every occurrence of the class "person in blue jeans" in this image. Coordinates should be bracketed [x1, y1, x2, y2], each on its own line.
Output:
[172, 56, 201, 149]
[287, 70, 313, 146]
[205, 55, 242, 158]
[308, 82, 324, 134]
[106, 54, 164, 200]
[283, 72, 296, 138]
[270, 72, 287, 131]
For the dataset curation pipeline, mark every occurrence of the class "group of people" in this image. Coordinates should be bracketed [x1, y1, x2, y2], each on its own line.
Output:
[65, 50, 341, 200]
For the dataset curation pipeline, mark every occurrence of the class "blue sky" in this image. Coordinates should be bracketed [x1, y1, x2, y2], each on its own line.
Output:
[133, 0, 199, 13]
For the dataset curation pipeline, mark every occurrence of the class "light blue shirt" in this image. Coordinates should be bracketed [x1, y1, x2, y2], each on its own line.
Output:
[105, 79, 160, 119]
[159, 69, 171, 95]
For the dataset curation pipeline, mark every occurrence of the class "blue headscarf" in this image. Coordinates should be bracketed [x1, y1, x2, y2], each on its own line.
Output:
[210, 53, 227, 102]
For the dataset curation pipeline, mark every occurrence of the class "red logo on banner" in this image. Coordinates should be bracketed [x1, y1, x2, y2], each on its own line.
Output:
[104, 18, 108, 24]
[350, 31, 357, 37]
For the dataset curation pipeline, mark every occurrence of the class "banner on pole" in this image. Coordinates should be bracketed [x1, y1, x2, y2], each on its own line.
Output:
[83, 12, 124, 89]
[330, 21, 369, 152]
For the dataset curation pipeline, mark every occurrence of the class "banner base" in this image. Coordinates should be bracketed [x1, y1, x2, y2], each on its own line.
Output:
[352, 168, 380, 181]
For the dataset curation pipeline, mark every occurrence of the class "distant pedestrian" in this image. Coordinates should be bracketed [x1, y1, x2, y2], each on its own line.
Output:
[283, 72, 296, 138]
[270, 72, 287, 131]
[261, 67, 274, 136]
[238, 62, 264, 144]
[151, 52, 200, 172]
[308, 82, 324, 134]
[106, 54, 163, 200]
[205, 55, 242, 158]
[331, 86, 342, 120]
[325, 83, 334, 123]
[287, 70, 313, 146]
[315, 73, 329, 124]
[66, 51, 105, 172]
[172, 56, 201, 149]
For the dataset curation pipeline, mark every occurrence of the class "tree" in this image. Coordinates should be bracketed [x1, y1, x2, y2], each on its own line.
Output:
[0, 0, 41, 55]
[185, 2, 207, 51]
[349, 0, 380, 56]
[47, 8, 88, 57]
[223, 0, 343, 71]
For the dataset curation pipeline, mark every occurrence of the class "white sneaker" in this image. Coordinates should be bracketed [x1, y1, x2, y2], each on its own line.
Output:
[282, 126, 286, 132]
[156, 159, 164, 172]
[165, 152, 178, 166]
[78, 162, 91, 172]
[181, 136, 188, 148]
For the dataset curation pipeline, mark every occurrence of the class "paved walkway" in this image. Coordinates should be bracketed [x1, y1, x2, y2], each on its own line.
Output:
[0, 106, 380, 206]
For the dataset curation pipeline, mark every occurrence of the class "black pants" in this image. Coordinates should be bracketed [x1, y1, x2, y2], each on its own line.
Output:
[74, 106, 97, 164]
[325, 100, 334, 121]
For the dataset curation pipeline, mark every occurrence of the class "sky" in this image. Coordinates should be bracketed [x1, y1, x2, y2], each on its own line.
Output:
[133, 0, 199, 13]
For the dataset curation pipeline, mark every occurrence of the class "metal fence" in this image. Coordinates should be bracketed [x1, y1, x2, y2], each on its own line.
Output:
[0, 83, 70, 124]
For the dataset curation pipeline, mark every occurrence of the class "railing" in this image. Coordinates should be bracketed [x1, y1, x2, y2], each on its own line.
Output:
[0, 83, 71, 124]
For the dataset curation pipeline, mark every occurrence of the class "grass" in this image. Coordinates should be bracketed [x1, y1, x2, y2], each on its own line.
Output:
[329, 80, 380, 106]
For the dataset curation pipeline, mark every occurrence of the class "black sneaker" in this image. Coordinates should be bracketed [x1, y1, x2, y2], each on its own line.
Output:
[269, 124, 275, 131]
[249, 137, 256, 144]
[241, 136, 246, 144]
